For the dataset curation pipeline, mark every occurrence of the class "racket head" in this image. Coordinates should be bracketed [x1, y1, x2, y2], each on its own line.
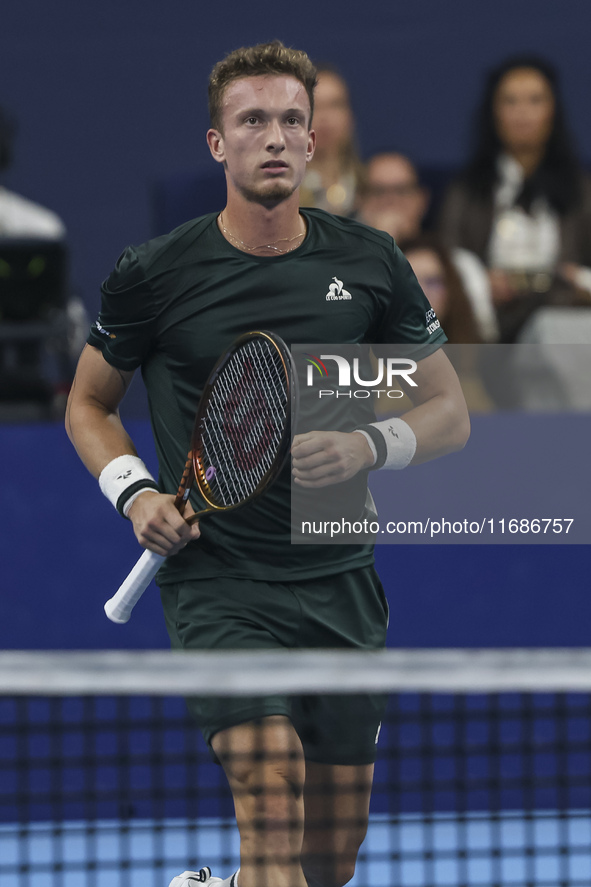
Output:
[191, 330, 296, 513]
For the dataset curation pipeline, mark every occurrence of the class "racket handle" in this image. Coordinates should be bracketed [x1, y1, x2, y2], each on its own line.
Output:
[104, 549, 165, 624]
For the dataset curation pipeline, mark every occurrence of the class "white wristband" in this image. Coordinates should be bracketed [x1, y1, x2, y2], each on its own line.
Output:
[355, 418, 416, 470]
[98, 454, 159, 518]
[121, 487, 160, 518]
[353, 429, 378, 465]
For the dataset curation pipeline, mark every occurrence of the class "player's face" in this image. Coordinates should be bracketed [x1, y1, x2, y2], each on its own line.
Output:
[493, 68, 555, 153]
[208, 74, 316, 206]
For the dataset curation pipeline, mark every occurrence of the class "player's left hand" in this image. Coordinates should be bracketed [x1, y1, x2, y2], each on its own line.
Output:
[291, 430, 375, 488]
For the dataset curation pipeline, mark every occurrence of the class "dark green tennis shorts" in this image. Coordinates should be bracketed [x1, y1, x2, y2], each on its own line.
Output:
[160, 565, 389, 765]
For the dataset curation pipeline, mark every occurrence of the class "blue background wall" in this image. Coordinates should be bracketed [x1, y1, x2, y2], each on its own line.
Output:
[1, 0, 589, 650]
[2, 0, 590, 326]
[1, 419, 588, 651]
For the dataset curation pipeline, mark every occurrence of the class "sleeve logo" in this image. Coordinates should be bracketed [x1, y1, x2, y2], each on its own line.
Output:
[95, 320, 117, 339]
[425, 308, 440, 335]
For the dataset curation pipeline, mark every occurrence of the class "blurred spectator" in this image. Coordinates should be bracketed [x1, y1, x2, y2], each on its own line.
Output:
[299, 65, 363, 216]
[403, 235, 482, 344]
[358, 151, 498, 340]
[0, 106, 65, 238]
[402, 236, 494, 412]
[438, 56, 591, 343]
[0, 103, 85, 418]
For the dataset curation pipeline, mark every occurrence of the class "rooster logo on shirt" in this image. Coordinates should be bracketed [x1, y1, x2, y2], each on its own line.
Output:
[325, 277, 352, 300]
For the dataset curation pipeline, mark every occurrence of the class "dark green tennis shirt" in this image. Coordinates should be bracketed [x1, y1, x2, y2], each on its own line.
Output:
[88, 208, 446, 583]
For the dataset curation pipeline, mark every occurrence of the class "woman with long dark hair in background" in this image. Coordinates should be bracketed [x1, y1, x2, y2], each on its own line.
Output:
[299, 65, 364, 216]
[438, 56, 591, 342]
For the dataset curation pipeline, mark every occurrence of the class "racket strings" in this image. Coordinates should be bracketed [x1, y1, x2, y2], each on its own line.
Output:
[197, 339, 289, 507]
[205, 347, 285, 503]
[222, 359, 276, 469]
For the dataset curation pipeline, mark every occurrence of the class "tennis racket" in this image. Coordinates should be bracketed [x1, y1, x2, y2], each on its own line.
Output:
[104, 330, 296, 624]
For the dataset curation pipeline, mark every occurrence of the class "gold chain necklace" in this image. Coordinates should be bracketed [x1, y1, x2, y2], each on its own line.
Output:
[219, 213, 305, 254]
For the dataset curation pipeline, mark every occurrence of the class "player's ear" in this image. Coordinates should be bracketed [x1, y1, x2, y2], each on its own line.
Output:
[207, 128, 225, 164]
[306, 128, 316, 163]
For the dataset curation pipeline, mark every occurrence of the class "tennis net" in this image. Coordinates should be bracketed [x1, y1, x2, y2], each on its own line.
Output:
[2, 648, 591, 887]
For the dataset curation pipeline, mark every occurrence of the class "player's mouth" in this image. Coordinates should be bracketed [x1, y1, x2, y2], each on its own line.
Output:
[261, 160, 288, 173]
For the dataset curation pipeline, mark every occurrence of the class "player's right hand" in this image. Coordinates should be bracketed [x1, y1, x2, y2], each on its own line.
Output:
[291, 430, 375, 487]
[127, 491, 200, 556]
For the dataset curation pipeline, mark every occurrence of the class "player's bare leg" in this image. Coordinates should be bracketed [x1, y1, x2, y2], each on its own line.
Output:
[300, 761, 374, 887]
[212, 716, 308, 887]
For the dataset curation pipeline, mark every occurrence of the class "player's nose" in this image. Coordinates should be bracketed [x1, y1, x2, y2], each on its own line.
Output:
[265, 118, 285, 150]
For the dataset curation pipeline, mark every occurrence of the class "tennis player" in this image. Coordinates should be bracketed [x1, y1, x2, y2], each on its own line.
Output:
[66, 41, 469, 887]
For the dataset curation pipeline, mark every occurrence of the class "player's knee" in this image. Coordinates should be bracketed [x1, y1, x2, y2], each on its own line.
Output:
[302, 857, 357, 887]
[219, 743, 305, 807]
[302, 822, 367, 887]
[334, 860, 358, 887]
[213, 718, 305, 811]
[240, 757, 305, 801]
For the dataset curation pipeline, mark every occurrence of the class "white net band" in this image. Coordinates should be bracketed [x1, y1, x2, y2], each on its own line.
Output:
[2, 647, 591, 695]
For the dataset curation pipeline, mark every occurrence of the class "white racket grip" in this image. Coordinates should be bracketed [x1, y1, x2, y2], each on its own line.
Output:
[104, 549, 165, 624]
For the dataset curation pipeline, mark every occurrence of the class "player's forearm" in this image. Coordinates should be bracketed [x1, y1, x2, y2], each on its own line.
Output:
[403, 390, 470, 465]
[66, 345, 140, 479]
[65, 396, 138, 479]
[382, 346, 470, 466]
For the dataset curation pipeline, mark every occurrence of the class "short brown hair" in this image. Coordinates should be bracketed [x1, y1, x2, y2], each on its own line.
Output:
[208, 40, 317, 132]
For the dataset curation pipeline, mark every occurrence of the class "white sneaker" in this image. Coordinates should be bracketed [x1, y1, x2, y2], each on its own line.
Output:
[168, 868, 223, 887]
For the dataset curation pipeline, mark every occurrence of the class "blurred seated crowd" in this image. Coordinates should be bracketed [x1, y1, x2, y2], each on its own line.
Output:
[3, 52, 591, 419]
[302, 56, 591, 352]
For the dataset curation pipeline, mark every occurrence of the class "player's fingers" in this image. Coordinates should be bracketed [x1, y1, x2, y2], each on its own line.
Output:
[139, 537, 178, 557]
[131, 494, 198, 553]
[139, 523, 197, 556]
[151, 507, 189, 540]
[155, 507, 201, 550]
[293, 439, 354, 474]
[182, 502, 201, 536]
[291, 431, 328, 457]
[137, 519, 186, 554]
[293, 432, 348, 469]
[292, 457, 336, 477]
[293, 464, 338, 486]
[292, 457, 348, 483]
[293, 451, 365, 486]
[293, 472, 344, 488]
[135, 528, 179, 557]
[292, 448, 332, 471]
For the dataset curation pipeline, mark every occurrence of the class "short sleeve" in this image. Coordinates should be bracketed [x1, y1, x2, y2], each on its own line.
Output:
[87, 246, 160, 370]
[372, 241, 447, 359]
